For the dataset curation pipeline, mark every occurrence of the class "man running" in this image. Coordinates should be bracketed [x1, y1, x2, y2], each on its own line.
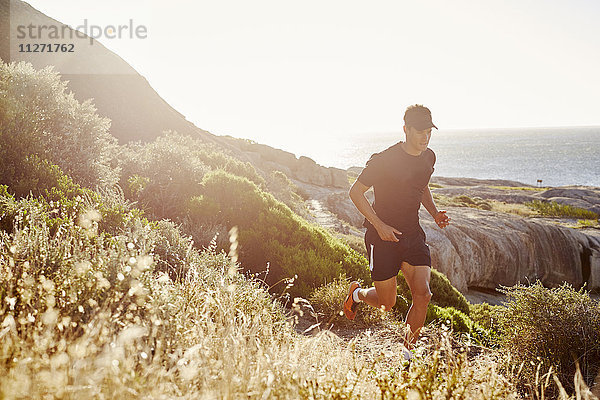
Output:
[345, 104, 450, 361]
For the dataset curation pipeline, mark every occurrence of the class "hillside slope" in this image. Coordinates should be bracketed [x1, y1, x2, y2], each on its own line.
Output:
[0, 0, 216, 145]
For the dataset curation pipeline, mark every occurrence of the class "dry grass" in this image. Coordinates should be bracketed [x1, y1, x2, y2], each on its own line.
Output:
[1, 199, 599, 399]
[490, 201, 537, 217]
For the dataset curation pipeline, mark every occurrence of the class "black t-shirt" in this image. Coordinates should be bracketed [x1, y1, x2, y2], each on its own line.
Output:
[357, 141, 436, 234]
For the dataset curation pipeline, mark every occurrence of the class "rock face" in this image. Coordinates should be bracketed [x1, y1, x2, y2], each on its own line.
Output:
[220, 136, 350, 188]
[419, 207, 600, 292]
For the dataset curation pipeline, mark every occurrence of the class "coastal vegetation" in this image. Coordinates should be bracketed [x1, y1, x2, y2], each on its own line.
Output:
[432, 193, 537, 217]
[1, 60, 599, 398]
[525, 200, 599, 220]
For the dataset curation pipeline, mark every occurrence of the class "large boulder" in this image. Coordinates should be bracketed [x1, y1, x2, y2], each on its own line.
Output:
[420, 207, 600, 292]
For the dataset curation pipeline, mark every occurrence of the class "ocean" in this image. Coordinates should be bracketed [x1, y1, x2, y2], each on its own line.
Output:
[277, 126, 600, 187]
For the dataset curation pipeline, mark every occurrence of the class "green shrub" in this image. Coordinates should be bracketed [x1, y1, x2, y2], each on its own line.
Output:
[499, 281, 600, 395]
[338, 233, 367, 256]
[395, 268, 470, 315]
[0, 185, 15, 232]
[265, 170, 307, 217]
[187, 195, 221, 222]
[525, 200, 598, 219]
[429, 269, 470, 314]
[426, 305, 471, 332]
[199, 170, 370, 298]
[8, 155, 83, 200]
[119, 133, 266, 221]
[188, 138, 266, 188]
[469, 302, 504, 331]
[0, 155, 146, 240]
[0, 61, 119, 188]
[119, 134, 210, 219]
[426, 304, 492, 345]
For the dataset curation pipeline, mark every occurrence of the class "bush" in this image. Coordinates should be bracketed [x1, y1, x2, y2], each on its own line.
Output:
[265, 170, 308, 218]
[199, 170, 370, 298]
[0, 156, 147, 240]
[8, 155, 82, 200]
[469, 302, 504, 332]
[525, 200, 598, 219]
[119, 132, 266, 221]
[499, 281, 600, 395]
[119, 134, 211, 219]
[188, 138, 266, 188]
[0, 61, 119, 189]
[395, 268, 470, 315]
[425, 305, 493, 345]
[338, 233, 367, 256]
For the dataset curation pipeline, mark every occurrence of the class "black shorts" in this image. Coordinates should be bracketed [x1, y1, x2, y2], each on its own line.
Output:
[364, 227, 431, 282]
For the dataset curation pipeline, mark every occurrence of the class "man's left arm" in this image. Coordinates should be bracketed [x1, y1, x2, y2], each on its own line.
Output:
[421, 184, 450, 229]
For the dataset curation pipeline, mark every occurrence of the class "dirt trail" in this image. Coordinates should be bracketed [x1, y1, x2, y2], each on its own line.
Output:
[290, 311, 487, 373]
[305, 199, 340, 231]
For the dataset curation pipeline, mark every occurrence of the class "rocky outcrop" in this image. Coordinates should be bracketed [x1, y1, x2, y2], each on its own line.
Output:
[427, 178, 600, 215]
[420, 207, 600, 292]
[220, 136, 350, 188]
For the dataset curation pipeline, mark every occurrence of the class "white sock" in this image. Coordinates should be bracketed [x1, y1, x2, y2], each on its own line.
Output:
[352, 288, 362, 303]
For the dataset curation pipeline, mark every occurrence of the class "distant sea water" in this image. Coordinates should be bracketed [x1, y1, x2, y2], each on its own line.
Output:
[275, 126, 600, 187]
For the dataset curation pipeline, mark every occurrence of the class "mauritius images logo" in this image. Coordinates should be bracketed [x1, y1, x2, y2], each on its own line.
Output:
[15, 19, 148, 44]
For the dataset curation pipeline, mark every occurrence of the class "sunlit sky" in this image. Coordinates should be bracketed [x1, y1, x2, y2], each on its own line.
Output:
[24, 0, 600, 152]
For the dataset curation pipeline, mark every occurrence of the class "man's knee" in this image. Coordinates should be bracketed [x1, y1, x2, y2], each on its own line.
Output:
[412, 290, 432, 307]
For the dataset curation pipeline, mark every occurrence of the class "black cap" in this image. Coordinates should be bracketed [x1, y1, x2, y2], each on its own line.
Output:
[404, 105, 438, 130]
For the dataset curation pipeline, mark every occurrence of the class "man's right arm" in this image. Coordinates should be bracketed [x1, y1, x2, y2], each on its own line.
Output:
[348, 180, 402, 242]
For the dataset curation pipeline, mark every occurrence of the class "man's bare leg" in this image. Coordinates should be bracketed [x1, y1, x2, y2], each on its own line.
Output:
[400, 262, 432, 349]
[357, 275, 397, 311]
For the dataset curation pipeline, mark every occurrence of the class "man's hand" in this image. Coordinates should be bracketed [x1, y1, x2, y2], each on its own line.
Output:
[375, 223, 403, 242]
[434, 210, 450, 229]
